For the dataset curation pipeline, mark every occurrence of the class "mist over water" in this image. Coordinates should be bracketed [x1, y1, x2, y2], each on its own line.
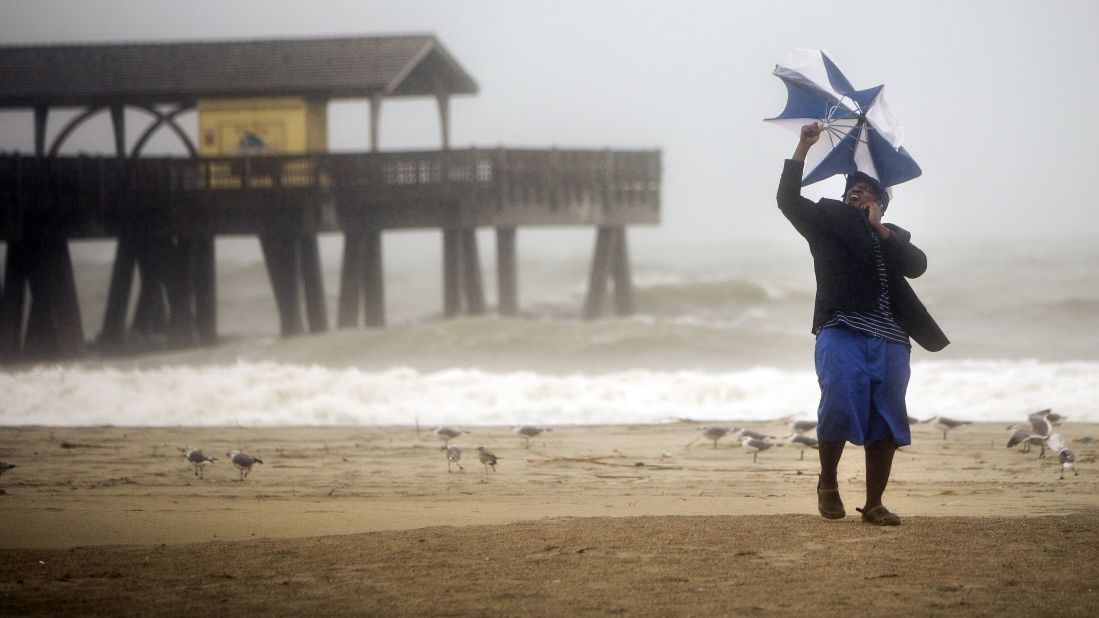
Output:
[64, 232, 1099, 363]
[5, 234, 1098, 426]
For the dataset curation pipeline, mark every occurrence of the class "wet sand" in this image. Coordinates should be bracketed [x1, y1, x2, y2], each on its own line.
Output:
[1, 421, 1097, 615]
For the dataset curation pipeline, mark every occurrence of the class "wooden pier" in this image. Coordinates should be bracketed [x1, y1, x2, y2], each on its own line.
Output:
[0, 148, 660, 361]
[0, 35, 660, 363]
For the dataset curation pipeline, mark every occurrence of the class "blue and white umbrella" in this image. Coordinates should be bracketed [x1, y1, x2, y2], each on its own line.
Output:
[765, 48, 922, 189]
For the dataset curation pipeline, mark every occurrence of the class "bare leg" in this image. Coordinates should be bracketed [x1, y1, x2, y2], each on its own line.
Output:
[817, 440, 846, 519]
[864, 439, 897, 509]
[818, 440, 845, 489]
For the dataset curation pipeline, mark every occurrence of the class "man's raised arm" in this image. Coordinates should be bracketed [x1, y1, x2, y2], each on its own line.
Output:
[777, 122, 823, 236]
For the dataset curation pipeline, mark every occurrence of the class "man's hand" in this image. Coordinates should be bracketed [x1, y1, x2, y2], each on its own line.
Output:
[800, 122, 822, 145]
[855, 201, 893, 239]
[792, 122, 822, 161]
[859, 201, 882, 225]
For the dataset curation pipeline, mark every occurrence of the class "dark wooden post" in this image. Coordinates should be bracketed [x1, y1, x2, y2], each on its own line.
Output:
[495, 226, 518, 316]
[22, 235, 86, 359]
[442, 229, 463, 317]
[583, 227, 615, 320]
[338, 231, 365, 328]
[109, 104, 126, 161]
[21, 237, 58, 359]
[362, 229, 385, 327]
[437, 86, 456, 316]
[611, 227, 634, 315]
[299, 234, 328, 334]
[33, 106, 48, 158]
[131, 238, 169, 335]
[461, 228, 485, 315]
[337, 95, 384, 329]
[338, 229, 385, 328]
[49, 236, 85, 356]
[193, 235, 217, 344]
[163, 236, 197, 345]
[0, 241, 30, 359]
[99, 239, 138, 346]
[259, 234, 304, 336]
[369, 94, 383, 152]
[436, 93, 451, 151]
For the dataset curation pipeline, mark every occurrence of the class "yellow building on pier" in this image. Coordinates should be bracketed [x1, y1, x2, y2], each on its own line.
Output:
[197, 97, 328, 156]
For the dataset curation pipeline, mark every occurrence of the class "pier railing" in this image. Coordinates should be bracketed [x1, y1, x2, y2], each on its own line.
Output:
[0, 148, 660, 239]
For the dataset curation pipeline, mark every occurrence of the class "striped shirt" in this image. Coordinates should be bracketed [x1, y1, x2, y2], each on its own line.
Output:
[817, 227, 911, 346]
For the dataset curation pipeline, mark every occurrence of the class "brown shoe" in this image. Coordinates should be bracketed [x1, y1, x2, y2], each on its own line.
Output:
[816, 477, 845, 519]
[856, 504, 901, 526]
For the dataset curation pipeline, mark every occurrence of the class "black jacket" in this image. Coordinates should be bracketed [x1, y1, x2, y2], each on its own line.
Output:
[777, 159, 949, 352]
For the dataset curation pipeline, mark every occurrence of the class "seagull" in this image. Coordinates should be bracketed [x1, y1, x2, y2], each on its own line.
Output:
[741, 436, 772, 463]
[513, 426, 552, 449]
[1007, 425, 1040, 453]
[907, 416, 921, 425]
[785, 434, 819, 460]
[228, 450, 263, 481]
[1025, 412, 1055, 457]
[699, 426, 732, 449]
[477, 446, 498, 472]
[789, 419, 817, 435]
[1057, 447, 1078, 480]
[733, 428, 773, 442]
[0, 461, 15, 476]
[927, 416, 970, 440]
[434, 426, 468, 447]
[183, 448, 216, 479]
[445, 445, 464, 472]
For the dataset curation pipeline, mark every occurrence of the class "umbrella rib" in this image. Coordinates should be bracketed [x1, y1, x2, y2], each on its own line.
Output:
[822, 125, 849, 147]
[822, 123, 871, 148]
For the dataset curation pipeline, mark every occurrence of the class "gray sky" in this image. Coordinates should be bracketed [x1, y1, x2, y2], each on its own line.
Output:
[2, 0, 1097, 246]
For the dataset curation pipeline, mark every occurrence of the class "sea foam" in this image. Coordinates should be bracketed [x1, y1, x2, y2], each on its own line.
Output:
[3, 359, 1097, 427]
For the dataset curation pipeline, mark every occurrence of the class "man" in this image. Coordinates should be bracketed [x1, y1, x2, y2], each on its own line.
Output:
[778, 122, 948, 526]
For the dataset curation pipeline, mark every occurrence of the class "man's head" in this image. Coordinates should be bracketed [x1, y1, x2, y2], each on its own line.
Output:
[843, 172, 889, 211]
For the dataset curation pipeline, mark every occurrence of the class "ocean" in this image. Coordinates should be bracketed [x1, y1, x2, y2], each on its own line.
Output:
[3, 232, 1098, 426]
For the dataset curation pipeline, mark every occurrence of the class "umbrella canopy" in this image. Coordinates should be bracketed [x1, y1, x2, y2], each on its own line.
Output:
[765, 48, 921, 189]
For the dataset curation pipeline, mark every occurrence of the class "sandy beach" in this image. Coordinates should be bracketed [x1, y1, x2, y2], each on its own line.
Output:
[1, 420, 1097, 615]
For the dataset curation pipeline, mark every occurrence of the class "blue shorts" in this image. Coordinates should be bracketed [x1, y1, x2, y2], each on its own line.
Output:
[814, 325, 912, 447]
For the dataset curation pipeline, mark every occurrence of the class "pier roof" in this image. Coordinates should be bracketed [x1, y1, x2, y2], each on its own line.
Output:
[0, 34, 478, 108]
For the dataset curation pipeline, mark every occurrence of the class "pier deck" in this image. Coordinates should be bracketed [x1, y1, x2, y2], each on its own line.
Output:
[0, 148, 660, 239]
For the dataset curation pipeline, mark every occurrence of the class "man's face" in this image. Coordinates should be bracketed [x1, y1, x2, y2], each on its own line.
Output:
[844, 181, 880, 210]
